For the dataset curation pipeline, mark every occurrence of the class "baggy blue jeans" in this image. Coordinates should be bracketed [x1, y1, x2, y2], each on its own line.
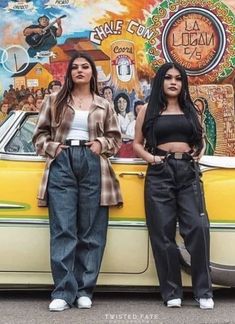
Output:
[145, 157, 213, 302]
[47, 146, 108, 305]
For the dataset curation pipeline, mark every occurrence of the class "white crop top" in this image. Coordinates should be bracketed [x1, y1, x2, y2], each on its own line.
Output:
[66, 110, 89, 140]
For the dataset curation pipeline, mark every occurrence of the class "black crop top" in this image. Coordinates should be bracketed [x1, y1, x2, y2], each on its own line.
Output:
[154, 114, 193, 145]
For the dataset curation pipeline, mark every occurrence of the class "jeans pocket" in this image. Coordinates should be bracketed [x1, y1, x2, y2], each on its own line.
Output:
[190, 160, 202, 177]
[148, 160, 166, 174]
[55, 146, 68, 160]
[87, 147, 100, 161]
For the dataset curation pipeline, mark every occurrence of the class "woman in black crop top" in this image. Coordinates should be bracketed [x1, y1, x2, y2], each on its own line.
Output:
[133, 62, 214, 309]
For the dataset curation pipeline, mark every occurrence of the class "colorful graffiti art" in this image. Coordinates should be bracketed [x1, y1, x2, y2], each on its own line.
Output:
[0, 0, 234, 156]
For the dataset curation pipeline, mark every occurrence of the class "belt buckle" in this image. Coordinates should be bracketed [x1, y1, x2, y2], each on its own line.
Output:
[174, 152, 183, 160]
[70, 139, 81, 146]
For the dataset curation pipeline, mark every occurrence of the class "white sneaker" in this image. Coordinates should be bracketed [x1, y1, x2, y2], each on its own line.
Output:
[49, 299, 69, 312]
[77, 296, 92, 309]
[199, 298, 214, 309]
[167, 298, 182, 308]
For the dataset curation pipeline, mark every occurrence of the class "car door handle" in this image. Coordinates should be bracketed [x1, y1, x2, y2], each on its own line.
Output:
[119, 172, 145, 178]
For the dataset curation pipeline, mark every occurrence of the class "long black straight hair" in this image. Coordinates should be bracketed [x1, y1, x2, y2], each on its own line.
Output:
[142, 62, 203, 153]
[54, 51, 99, 123]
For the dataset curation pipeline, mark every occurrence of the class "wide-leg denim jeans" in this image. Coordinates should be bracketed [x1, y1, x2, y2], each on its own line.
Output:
[48, 146, 108, 305]
[145, 157, 212, 302]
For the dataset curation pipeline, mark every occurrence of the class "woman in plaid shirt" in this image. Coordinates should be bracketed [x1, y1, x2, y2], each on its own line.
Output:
[33, 52, 122, 312]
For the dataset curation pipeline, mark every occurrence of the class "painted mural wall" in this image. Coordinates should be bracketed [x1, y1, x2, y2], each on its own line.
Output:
[0, 0, 234, 156]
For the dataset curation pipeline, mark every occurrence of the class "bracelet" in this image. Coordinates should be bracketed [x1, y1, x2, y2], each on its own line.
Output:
[152, 155, 156, 164]
[152, 155, 163, 165]
[151, 155, 158, 164]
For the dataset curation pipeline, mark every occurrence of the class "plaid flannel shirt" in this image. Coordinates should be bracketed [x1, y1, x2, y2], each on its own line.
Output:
[33, 94, 123, 207]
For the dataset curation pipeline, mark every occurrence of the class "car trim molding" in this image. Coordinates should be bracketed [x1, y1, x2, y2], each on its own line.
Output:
[0, 219, 235, 229]
[0, 203, 26, 209]
[0, 219, 147, 227]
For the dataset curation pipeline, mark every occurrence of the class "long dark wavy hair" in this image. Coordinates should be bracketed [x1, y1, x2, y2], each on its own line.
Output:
[54, 51, 99, 123]
[142, 62, 203, 153]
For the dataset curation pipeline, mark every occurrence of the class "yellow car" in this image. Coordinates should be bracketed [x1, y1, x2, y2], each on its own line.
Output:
[0, 111, 235, 289]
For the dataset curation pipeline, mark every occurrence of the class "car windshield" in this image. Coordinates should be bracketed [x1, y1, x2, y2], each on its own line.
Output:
[4, 114, 38, 154]
[0, 113, 16, 139]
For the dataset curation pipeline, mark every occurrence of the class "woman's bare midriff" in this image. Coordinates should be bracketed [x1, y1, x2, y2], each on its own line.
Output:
[157, 142, 192, 153]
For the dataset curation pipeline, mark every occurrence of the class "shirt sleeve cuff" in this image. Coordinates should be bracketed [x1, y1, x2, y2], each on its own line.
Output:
[95, 137, 107, 154]
[44, 141, 61, 158]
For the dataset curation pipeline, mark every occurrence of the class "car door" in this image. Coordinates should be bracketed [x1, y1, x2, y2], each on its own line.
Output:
[0, 112, 150, 282]
[101, 160, 149, 274]
[0, 113, 50, 274]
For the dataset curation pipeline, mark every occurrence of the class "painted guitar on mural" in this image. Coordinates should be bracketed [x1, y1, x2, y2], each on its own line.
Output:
[25, 14, 66, 48]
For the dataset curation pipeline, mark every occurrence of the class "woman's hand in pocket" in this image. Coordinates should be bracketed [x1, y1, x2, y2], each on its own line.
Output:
[55, 144, 67, 158]
[86, 140, 102, 155]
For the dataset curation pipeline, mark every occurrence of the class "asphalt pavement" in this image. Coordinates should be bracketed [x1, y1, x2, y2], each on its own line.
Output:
[0, 289, 234, 324]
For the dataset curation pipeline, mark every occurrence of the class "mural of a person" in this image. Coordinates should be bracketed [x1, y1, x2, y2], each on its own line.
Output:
[102, 86, 114, 109]
[48, 80, 62, 94]
[114, 92, 135, 158]
[114, 92, 134, 137]
[126, 100, 146, 139]
[194, 97, 217, 155]
[0, 101, 10, 123]
[23, 15, 64, 57]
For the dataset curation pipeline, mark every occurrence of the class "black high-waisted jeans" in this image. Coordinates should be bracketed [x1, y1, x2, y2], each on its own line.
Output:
[145, 149, 213, 302]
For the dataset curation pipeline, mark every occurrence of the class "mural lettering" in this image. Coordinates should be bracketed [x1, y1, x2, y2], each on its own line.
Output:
[90, 20, 123, 45]
[90, 20, 154, 45]
[126, 20, 154, 39]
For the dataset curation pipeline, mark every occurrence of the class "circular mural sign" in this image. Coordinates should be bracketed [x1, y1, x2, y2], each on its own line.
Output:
[162, 8, 226, 75]
[1, 45, 29, 74]
[145, 0, 235, 82]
